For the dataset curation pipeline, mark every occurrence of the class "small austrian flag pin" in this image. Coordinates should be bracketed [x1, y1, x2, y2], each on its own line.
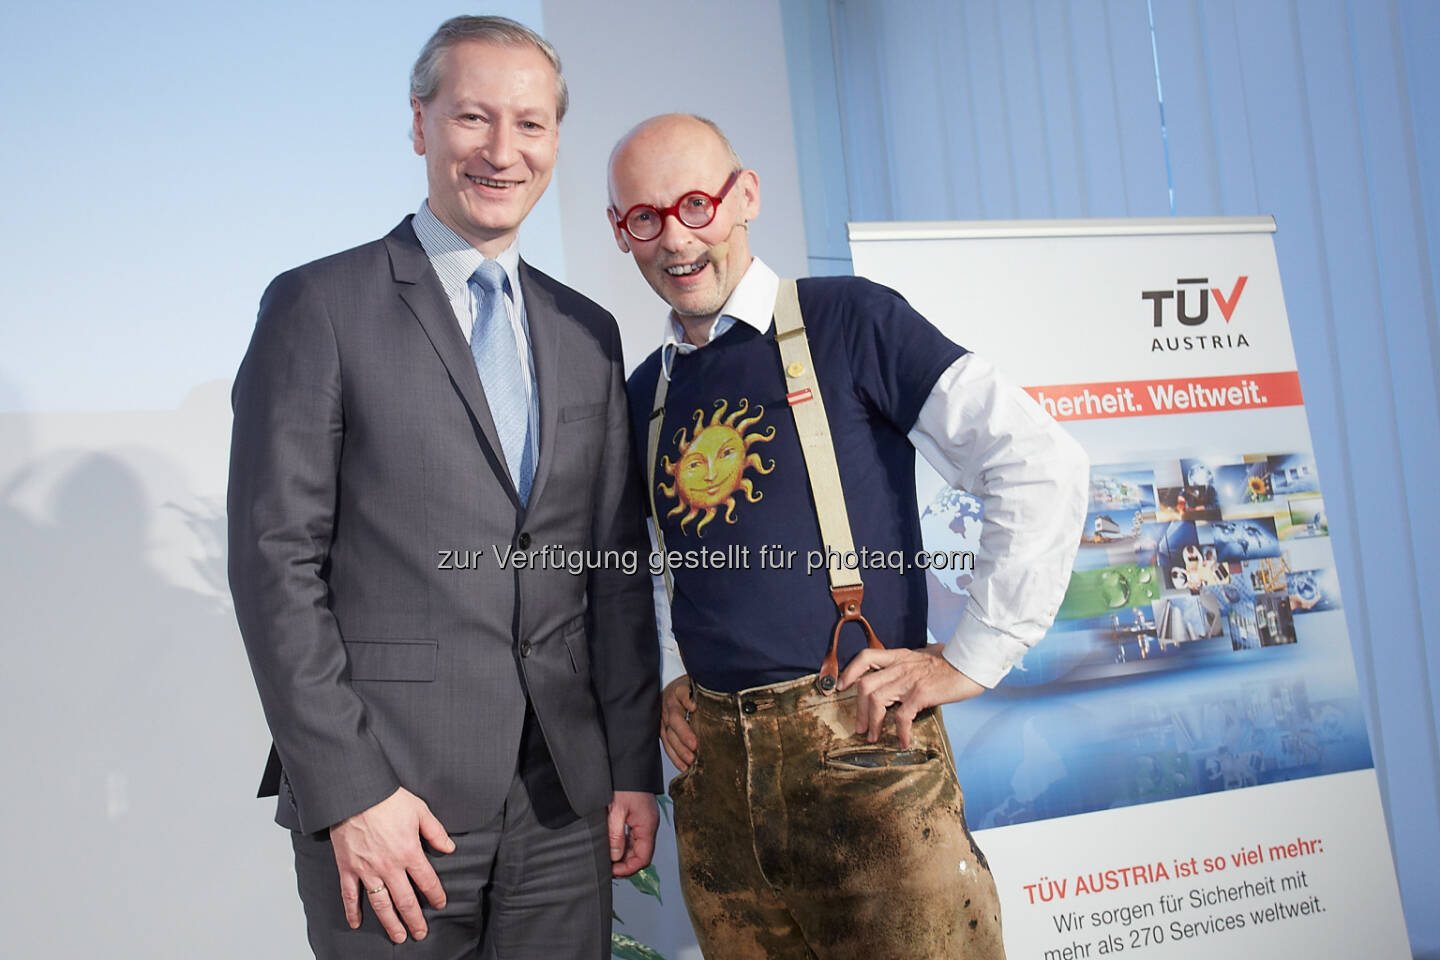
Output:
[787, 388, 813, 405]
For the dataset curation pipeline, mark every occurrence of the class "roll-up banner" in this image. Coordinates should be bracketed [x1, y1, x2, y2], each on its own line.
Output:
[849, 218, 1410, 959]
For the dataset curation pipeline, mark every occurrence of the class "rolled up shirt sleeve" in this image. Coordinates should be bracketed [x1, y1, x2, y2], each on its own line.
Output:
[907, 352, 1089, 688]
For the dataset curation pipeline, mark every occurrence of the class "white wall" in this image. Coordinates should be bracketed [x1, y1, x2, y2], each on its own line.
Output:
[543, 0, 810, 370]
[0, 384, 298, 956]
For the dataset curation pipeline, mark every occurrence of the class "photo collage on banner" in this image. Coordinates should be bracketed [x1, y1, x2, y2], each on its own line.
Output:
[916, 446, 1367, 829]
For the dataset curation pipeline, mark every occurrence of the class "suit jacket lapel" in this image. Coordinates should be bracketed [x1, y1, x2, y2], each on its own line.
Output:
[384, 218, 519, 507]
[520, 259, 564, 510]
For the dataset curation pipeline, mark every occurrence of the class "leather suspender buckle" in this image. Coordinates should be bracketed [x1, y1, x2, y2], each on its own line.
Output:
[815, 583, 884, 695]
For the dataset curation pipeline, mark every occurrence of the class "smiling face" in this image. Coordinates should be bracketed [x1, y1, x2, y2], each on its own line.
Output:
[678, 423, 745, 508]
[608, 115, 760, 322]
[412, 39, 559, 257]
[658, 398, 775, 536]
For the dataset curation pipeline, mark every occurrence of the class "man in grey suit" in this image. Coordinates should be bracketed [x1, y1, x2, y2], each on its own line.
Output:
[228, 16, 660, 958]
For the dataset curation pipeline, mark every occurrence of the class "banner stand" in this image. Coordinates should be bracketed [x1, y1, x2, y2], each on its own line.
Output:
[850, 217, 1410, 959]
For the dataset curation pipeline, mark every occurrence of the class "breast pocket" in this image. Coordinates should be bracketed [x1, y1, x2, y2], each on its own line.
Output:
[547, 403, 609, 493]
[343, 638, 438, 682]
[560, 401, 606, 423]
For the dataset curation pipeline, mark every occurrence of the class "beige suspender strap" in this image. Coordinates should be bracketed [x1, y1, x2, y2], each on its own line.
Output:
[646, 357, 696, 685]
[772, 281, 860, 588]
[646, 362, 675, 604]
[772, 279, 883, 693]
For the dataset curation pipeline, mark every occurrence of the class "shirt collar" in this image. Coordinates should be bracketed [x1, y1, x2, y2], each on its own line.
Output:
[661, 257, 779, 354]
[413, 200, 522, 299]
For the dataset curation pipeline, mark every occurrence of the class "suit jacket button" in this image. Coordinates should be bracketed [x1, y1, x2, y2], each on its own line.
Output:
[518, 532, 532, 550]
[519, 639, 533, 657]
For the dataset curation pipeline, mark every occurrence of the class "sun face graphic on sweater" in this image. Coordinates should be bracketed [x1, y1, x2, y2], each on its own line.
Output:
[660, 398, 776, 536]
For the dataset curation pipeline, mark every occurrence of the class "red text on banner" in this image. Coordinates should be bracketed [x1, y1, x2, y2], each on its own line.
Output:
[1025, 371, 1304, 422]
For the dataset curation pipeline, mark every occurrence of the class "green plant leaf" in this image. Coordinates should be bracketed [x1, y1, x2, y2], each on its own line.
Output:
[656, 794, 672, 825]
[612, 907, 623, 923]
[626, 864, 662, 904]
[611, 931, 668, 960]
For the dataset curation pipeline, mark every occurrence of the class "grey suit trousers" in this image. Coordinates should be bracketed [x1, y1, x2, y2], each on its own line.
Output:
[292, 770, 612, 959]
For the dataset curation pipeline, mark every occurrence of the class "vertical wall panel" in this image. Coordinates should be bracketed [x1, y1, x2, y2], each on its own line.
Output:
[930, 0, 986, 220]
[1150, 0, 1224, 213]
[995, 0, 1055, 218]
[1395, 0, 1440, 773]
[1104, 0, 1174, 213]
[1278, 0, 1384, 789]
[958, 0, 1022, 217]
[1066, 0, 1142, 213]
[1398, 0, 1440, 354]
[1286, 0, 1413, 856]
[1033, 0, 1092, 217]
[1345, 2, 1440, 923]
[1349, 1, 1440, 705]
[927, 1, 986, 220]
[872, 1, 958, 220]
[830, 1, 893, 223]
[782, 0, 854, 274]
[1191, 0, 1261, 212]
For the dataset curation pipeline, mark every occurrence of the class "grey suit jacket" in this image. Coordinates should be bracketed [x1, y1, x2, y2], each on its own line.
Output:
[228, 217, 661, 835]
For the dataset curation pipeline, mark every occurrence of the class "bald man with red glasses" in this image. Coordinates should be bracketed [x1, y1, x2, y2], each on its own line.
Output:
[607, 113, 1088, 958]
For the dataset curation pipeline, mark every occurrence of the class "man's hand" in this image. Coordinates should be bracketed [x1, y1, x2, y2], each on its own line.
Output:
[330, 787, 456, 944]
[837, 645, 985, 748]
[660, 675, 698, 772]
[607, 790, 659, 878]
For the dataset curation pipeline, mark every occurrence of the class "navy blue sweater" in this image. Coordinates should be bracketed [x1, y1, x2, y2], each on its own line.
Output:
[627, 276, 965, 692]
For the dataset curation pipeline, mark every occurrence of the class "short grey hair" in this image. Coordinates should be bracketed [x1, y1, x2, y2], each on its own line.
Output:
[410, 15, 568, 122]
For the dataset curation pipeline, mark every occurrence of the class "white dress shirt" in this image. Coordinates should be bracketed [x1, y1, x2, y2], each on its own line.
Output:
[649, 258, 1089, 690]
[412, 201, 539, 469]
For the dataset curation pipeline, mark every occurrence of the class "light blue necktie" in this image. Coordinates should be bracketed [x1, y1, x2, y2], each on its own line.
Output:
[469, 260, 534, 504]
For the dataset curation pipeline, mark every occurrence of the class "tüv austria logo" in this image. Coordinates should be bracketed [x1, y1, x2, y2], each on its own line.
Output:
[1142, 275, 1250, 353]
